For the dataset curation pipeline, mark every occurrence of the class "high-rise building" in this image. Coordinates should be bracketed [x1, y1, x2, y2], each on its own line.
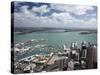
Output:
[55, 57, 68, 70]
[67, 59, 74, 70]
[74, 42, 78, 49]
[86, 44, 97, 69]
[80, 41, 87, 59]
[71, 42, 75, 50]
[92, 45, 97, 68]
[71, 42, 78, 50]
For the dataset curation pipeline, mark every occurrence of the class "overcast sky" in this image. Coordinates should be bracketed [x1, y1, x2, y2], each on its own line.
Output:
[11, 1, 97, 29]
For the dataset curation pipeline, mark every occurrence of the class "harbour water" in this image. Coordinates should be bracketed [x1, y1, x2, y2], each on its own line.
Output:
[14, 31, 97, 61]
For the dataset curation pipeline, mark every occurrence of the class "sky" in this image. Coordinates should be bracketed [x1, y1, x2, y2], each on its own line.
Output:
[11, 1, 97, 29]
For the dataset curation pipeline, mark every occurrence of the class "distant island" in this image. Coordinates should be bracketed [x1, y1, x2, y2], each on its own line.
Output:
[79, 31, 97, 35]
[13, 27, 97, 35]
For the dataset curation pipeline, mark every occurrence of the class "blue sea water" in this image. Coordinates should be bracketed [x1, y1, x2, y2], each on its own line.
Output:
[14, 31, 97, 61]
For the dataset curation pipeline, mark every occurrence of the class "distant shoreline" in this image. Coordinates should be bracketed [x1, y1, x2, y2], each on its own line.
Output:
[79, 31, 97, 35]
[13, 27, 97, 35]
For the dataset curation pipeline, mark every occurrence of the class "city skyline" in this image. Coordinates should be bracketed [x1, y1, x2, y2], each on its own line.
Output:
[11, 2, 97, 74]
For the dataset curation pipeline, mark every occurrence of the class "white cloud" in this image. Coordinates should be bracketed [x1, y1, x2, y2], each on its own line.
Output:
[50, 4, 94, 15]
[74, 6, 93, 15]
[31, 5, 50, 15]
[13, 4, 97, 29]
[51, 12, 73, 20]
[20, 6, 30, 14]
